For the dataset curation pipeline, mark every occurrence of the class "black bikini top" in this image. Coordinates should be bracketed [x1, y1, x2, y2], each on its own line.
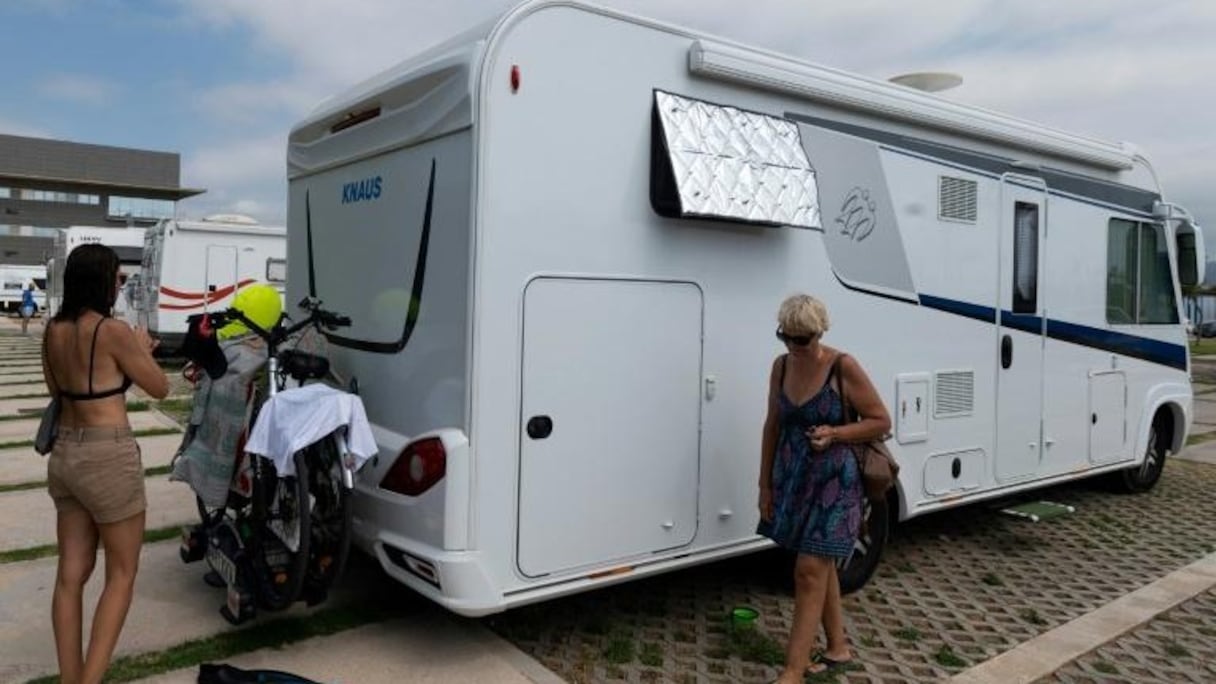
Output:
[54, 318, 134, 401]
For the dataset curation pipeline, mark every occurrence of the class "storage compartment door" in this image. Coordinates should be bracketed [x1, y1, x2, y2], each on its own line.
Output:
[518, 278, 702, 577]
[1088, 371, 1127, 463]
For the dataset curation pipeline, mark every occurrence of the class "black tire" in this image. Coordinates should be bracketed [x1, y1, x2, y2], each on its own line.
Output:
[254, 451, 311, 611]
[837, 495, 891, 594]
[1115, 422, 1167, 493]
[305, 436, 354, 591]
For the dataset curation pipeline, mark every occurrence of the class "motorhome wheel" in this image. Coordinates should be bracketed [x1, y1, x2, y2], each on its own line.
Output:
[838, 496, 891, 595]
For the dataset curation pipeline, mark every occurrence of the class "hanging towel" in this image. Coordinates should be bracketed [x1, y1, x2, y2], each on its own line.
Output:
[245, 383, 377, 477]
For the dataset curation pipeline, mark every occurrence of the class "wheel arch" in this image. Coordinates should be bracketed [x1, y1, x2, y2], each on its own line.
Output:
[1137, 385, 1190, 458]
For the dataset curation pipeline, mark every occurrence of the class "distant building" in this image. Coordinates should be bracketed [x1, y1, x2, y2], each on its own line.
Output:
[0, 133, 204, 265]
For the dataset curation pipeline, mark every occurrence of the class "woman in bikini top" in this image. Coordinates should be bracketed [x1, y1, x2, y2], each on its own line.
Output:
[41, 244, 169, 684]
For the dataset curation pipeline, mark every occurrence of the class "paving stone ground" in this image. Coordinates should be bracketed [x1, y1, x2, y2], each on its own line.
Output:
[6, 322, 1216, 682]
[1041, 588, 1216, 683]
[487, 458, 1216, 683]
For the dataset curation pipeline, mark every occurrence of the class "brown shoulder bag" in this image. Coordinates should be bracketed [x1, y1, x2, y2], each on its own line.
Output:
[833, 355, 899, 503]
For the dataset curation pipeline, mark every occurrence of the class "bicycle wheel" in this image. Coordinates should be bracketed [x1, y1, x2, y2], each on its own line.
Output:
[304, 435, 353, 592]
[254, 451, 311, 611]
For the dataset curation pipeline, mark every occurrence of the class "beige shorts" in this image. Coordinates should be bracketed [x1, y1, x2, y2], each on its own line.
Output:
[47, 426, 146, 525]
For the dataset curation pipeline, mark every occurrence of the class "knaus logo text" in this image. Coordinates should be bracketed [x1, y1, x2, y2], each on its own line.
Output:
[342, 176, 383, 204]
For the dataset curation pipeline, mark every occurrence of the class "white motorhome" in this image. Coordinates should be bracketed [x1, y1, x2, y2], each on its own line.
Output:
[0, 264, 47, 313]
[46, 226, 146, 318]
[286, 1, 1205, 616]
[136, 215, 287, 348]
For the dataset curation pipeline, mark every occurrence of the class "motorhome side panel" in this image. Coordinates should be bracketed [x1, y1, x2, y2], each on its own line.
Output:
[287, 131, 474, 553]
[470, 6, 1017, 596]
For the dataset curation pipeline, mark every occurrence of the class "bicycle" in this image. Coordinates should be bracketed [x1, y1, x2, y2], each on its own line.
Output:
[177, 296, 365, 624]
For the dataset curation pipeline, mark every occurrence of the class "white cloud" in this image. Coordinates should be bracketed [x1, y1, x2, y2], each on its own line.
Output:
[0, 116, 50, 138]
[180, 134, 286, 223]
[193, 80, 327, 126]
[37, 73, 119, 106]
[175, 0, 1216, 229]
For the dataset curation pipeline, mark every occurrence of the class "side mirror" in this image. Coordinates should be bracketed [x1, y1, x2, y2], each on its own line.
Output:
[1176, 222, 1205, 288]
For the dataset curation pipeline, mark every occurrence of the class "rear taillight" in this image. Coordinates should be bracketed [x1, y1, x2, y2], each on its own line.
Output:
[379, 437, 446, 496]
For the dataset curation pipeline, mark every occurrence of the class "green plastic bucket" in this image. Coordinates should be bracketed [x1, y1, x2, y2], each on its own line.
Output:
[730, 606, 759, 632]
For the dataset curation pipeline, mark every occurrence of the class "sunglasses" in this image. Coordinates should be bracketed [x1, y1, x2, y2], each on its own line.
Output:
[775, 329, 814, 346]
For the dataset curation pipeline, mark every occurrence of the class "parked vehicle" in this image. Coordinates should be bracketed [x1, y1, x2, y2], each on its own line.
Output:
[46, 226, 145, 318]
[136, 215, 287, 350]
[285, 0, 1205, 616]
[0, 264, 46, 314]
[177, 297, 368, 624]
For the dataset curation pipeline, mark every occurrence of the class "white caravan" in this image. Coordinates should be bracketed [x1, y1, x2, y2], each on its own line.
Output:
[46, 226, 146, 318]
[0, 264, 47, 313]
[136, 215, 287, 348]
[286, 1, 1205, 616]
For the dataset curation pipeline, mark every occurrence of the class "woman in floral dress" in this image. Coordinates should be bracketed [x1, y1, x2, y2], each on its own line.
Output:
[757, 294, 891, 681]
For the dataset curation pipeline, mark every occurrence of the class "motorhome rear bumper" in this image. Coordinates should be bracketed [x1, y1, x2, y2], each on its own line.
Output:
[368, 533, 774, 617]
[370, 536, 503, 617]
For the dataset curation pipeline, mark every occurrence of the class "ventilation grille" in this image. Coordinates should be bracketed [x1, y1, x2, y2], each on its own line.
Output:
[939, 176, 978, 223]
[935, 370, 974, 417]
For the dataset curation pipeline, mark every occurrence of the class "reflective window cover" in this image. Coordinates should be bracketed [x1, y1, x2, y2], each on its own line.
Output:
[650, 90, 820, 228]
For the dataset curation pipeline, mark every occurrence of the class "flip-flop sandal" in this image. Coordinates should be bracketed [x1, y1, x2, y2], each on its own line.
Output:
[806, 652, 852, 674]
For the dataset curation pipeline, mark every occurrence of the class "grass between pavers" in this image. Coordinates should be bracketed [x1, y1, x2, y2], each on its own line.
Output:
[25, 603, 395, 684]
[0, 401, 150, 422]
[1186, 431, 1216, 447]
[1, 392, 52, 400]
[0, 525, 182, 564]
[0, 427, 180, 451]
[0, 465, 172, 495]
[153, 397, 193, 427]
[1191, 339, 1216, 356]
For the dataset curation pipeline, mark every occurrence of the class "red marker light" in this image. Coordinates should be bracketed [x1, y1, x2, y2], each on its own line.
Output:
[510, 65, 520, 93]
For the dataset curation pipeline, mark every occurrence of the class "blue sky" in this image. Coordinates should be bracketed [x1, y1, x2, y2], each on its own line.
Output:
[2, 0, 1213, 242]
[1, 2, 285, 151]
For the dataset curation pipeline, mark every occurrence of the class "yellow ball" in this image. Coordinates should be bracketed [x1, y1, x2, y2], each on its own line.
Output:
[218, 284, 283, 340]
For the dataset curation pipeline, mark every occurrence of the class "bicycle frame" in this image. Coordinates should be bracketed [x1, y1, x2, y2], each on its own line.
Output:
[180, 296, 359, 624]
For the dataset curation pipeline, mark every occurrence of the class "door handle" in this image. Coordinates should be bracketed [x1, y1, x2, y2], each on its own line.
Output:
[1001, 335, 1013, 369]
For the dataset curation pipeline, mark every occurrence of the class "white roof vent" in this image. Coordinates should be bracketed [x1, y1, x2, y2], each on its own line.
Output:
[201, 213, 260, 225]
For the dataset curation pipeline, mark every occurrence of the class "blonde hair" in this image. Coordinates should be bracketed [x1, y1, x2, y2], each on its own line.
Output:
[777, 294, 830, 336]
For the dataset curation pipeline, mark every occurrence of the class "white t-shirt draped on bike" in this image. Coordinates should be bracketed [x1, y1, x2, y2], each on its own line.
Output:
[245, 383, 377, 477]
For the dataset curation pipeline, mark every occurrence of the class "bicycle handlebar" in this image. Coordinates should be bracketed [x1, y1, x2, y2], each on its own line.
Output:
[204, 297, 350, 350]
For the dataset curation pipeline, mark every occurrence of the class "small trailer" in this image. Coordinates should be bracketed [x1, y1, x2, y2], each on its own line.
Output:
[46, 226, 145, 318]
[135, 214, 286, 349]
[285, 0, 1204, 616]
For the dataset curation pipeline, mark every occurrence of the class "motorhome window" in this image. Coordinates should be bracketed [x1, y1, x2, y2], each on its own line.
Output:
[1138, 223, 1179, 324]
[1012, 202, 1038, 314]
[650, 90, 820, 228]
[0, 187, 9, 199]
[266, 258, 287, 283]
[1106, 219, 1179, 325]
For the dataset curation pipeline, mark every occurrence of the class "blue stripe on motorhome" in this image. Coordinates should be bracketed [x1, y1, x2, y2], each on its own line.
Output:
[917, 294, 996, 323]
[999, 311, 1042, 335]
[1045, 319, 1187, 370]
[918, 294, 1186, 370]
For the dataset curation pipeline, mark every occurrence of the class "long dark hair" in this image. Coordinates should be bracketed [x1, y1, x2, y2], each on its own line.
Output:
[55, 243, 120, 322]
